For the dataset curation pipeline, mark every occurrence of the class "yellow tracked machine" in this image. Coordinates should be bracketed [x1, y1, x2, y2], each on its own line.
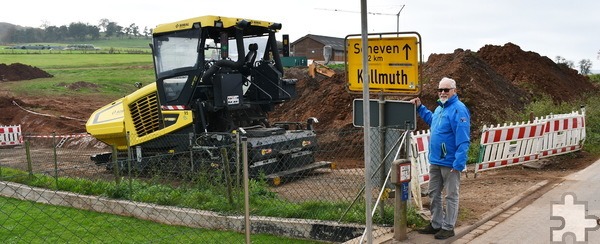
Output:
[86, 16, 331, 184]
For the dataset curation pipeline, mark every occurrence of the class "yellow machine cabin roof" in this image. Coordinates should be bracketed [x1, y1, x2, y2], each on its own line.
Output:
[152, 15, 281, 34]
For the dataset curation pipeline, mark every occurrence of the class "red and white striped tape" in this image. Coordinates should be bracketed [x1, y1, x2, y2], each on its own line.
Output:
[161, 105, 188, 110]
[24, 133, 90, 138]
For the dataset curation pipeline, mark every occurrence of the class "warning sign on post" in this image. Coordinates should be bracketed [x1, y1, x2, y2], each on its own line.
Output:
[346, 33, 421, 95]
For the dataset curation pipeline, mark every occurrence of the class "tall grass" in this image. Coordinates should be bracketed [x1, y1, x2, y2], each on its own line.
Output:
[522, 94, 600, 154]
[0, 167, 401, 227]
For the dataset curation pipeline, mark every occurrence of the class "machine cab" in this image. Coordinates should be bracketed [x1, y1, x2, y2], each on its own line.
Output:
[150, 16, 292, 117]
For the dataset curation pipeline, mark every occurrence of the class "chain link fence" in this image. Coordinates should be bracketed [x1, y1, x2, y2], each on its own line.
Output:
[1, 127, 410, 243]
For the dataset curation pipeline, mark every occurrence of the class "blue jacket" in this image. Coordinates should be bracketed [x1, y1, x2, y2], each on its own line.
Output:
[417, 95, 471, 171]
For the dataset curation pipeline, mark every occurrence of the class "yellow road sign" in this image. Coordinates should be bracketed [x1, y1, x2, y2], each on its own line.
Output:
[346, 34, 420, 94]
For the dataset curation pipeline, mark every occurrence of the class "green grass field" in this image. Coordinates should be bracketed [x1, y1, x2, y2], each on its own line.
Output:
[0, 52, 154, 99]
[0, 196, 321, 243]
[0, 38, 154, 99]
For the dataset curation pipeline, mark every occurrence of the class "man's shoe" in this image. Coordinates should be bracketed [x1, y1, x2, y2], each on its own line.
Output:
[434, 229, 455, 239]
[417, 223, 440, 234]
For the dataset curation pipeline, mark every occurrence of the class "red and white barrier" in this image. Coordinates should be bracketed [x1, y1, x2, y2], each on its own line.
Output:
[475, 121, 545, 173]
[475, 109, 586, 174]
[409, 129, 430, 210]
[0, 125, 23, 146]
[538, 110, 586, 158]
[409, 130, 430, 185]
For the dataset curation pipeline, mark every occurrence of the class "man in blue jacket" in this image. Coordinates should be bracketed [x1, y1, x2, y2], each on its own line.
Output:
[410, 77, 471, 240]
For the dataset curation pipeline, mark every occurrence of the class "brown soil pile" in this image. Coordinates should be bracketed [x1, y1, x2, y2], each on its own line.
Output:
[0, 63, 53, 81]
[270, 43, 598, 162]
[274, 42, 597, 132]
[477, 43, 596, 103]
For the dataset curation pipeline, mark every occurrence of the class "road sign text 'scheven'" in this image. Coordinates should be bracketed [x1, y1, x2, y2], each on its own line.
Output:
[346, 35, 420, 94]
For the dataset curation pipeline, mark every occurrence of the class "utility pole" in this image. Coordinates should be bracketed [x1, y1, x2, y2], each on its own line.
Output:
[396, 5, 405, 32]
[316, 5, 406, 32]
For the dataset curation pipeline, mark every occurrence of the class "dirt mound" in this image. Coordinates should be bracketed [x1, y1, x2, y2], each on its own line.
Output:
[420, 48, 530, 129]
[477, 43, 598, 103]
[0, 63, 53, 81]
[0, 97, 86, 134]
[271, 67, 356, 131]
[270, 43, 597, 163]
[275, 43, 596, 134]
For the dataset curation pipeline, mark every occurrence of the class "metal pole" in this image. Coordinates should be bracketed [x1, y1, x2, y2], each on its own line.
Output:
[112, 145, 120, 184]
[189, 132, 194, 172]
[236, 132, 241, 187]
[378, 95, 386, 220]
[360, 0, 372, 243]
[52, 132, 58, 187]
[398, 122, 413, 240]
[26, 141, 33, 179]
[396, 5, 405, 33]
[338, 131, 406, 223]
[126, 131, 132, 198]
[242, 136, 251, 243]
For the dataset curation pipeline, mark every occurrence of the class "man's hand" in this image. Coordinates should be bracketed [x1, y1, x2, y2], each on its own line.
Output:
[409, 97, 421, 107]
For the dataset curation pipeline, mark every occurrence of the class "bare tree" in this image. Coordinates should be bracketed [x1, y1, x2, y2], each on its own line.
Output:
[98, 18, 110, 33]
[555, 56, 574, 69]
[128, 23, 140, 38]
[579, 59, 592, 75]
[40, 20, 50, 29]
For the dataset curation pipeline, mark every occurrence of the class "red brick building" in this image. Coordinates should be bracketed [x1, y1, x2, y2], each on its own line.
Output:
[290, 34, 345, 63]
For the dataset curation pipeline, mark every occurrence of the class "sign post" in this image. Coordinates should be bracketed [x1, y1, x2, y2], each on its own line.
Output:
[346, 32, 421, 243]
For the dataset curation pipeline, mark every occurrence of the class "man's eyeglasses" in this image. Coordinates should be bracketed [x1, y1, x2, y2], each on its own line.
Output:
[437, 88, 454, 93]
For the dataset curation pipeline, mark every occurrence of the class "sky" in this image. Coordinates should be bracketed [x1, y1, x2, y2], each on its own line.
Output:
[3, 0, 599, 72]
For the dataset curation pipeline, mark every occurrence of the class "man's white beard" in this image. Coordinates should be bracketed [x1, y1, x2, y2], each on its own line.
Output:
[439, 97, 448, 104]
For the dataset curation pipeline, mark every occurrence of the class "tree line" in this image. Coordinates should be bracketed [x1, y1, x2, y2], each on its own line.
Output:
[1, 19, 151, 43]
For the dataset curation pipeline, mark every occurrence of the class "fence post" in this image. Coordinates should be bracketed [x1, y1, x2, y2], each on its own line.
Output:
[378, 95, 386, 220]
[221, 147, 234, 205]
[26, 141, 33, 178]
[235, 131, 241, 188]
[126, 131, 132, 198]
[189, 132, 194, 173]
[52, 132, 59, 188]
[112, 145, 120, 184]
[242, 136, 251, 244]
